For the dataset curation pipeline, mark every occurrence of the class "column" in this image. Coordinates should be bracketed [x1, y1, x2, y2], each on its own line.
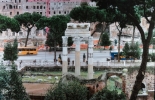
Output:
[74, 37, 81, 76]
[87, 36, 94, 79]
[62, 36, 68, 75]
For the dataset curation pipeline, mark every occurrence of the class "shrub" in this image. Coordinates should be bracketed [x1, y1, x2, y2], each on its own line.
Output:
[45, 81, 88, 100]
[90, 88, 126, 100]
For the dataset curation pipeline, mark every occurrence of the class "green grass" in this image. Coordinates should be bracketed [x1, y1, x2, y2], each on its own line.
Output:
[22, 70, 122, 93]
[107, 77, 122, 94]
[22, 75, 61, 83]
[22, 70, 106, 83]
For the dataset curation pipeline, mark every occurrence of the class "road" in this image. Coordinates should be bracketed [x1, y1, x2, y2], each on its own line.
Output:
[0, 50, 111, 62]
[18, 50, 111, 62]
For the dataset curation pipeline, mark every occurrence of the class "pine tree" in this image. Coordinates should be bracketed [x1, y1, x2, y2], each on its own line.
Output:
[122, 42, 130, 58]
[100, 33, 111, 49]
[7, 65, 30, 100]
[3, 38, 18, 64]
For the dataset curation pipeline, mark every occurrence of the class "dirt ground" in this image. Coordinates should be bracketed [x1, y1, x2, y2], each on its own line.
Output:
[23, 83, 52, 96]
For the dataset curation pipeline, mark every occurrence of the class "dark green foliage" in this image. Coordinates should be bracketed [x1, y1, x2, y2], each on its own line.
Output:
[68, 37, 74, 47]
[0, 14, 20, 33]
[150, 31, 155, 46]
[100, 33, 111, 48]
[70, 5, 98, 22]
[150, 53, 155, 61]
[14, 12, 42, 27]
[80, 2, 89, 6]
[122, 42, 130, 58]
[0, 65, 30, 100]
[0, 65, 10, 100]
[36, 15, 71, 60]
[3, 38, 18, 62]
[91, 1, 155, 99]
[123, 42, 141, 59]
[45, 81, 88, 100]
[0, 65, 10, 89]
[90, 88, 126, 100]
[7, 65, 30, 100]
[14, 12, 42, 47]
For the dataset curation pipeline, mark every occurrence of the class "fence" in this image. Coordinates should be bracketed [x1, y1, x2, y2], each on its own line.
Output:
[0, 60, 154, 71]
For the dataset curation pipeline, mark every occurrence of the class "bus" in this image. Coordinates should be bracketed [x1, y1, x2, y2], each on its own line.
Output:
[18, 46, 38, 55]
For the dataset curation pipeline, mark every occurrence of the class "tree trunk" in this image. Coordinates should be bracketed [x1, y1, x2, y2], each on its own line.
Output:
[97, 23, 108, 46]
[129, 43, 149, 100]
[118, 29, 122, 62]
[54, 40, 57, 62]
[131, 26, 135, 46]
[25, 28, 31, 47]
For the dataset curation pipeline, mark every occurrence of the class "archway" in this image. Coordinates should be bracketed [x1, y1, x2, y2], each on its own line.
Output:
[105, 72, 126, 93]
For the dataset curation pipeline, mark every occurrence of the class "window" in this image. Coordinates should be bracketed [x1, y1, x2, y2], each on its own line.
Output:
[10, 12, 12, 15]
[33, 6, 35, 9]
[54, 11, 55, 14]
[59, 11, 61, 14]
[17, 12, 19, 15]
[9, 5, 12, 9]
[40, 6, 42, 9]
[26, 6, 28, 9]
[40, 12, 42, 15]
[37, 6, 39, 9]
[18, 5, 21, 9]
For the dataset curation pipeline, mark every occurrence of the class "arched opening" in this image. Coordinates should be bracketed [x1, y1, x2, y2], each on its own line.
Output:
[106, 75, 123, 94]
[105, 72, 126, 93]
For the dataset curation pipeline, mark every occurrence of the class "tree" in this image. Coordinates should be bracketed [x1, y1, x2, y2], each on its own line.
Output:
[90, 88, 126, 100]
[91, 0, 155, 99]
[0, 65, 30, 100]
[3, 38, 18, 64]
[122, 42, 130, 58]
[70, 4, 128, 62]
[0, 15, 20, 33]
[36, 15, 71, 61]
[45, 81, 88, 100]
[7, 65, 30, 100]
[129, 42, 141, 59]
[123, 42, 141, 60]
[70, 4, 97, 23]
[100, 33, 111, 49]
[150, 30, 155, 48]
[0, 65, 10, 100]
[45, 32, 73, 52]
[14, 12, 42, 47]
